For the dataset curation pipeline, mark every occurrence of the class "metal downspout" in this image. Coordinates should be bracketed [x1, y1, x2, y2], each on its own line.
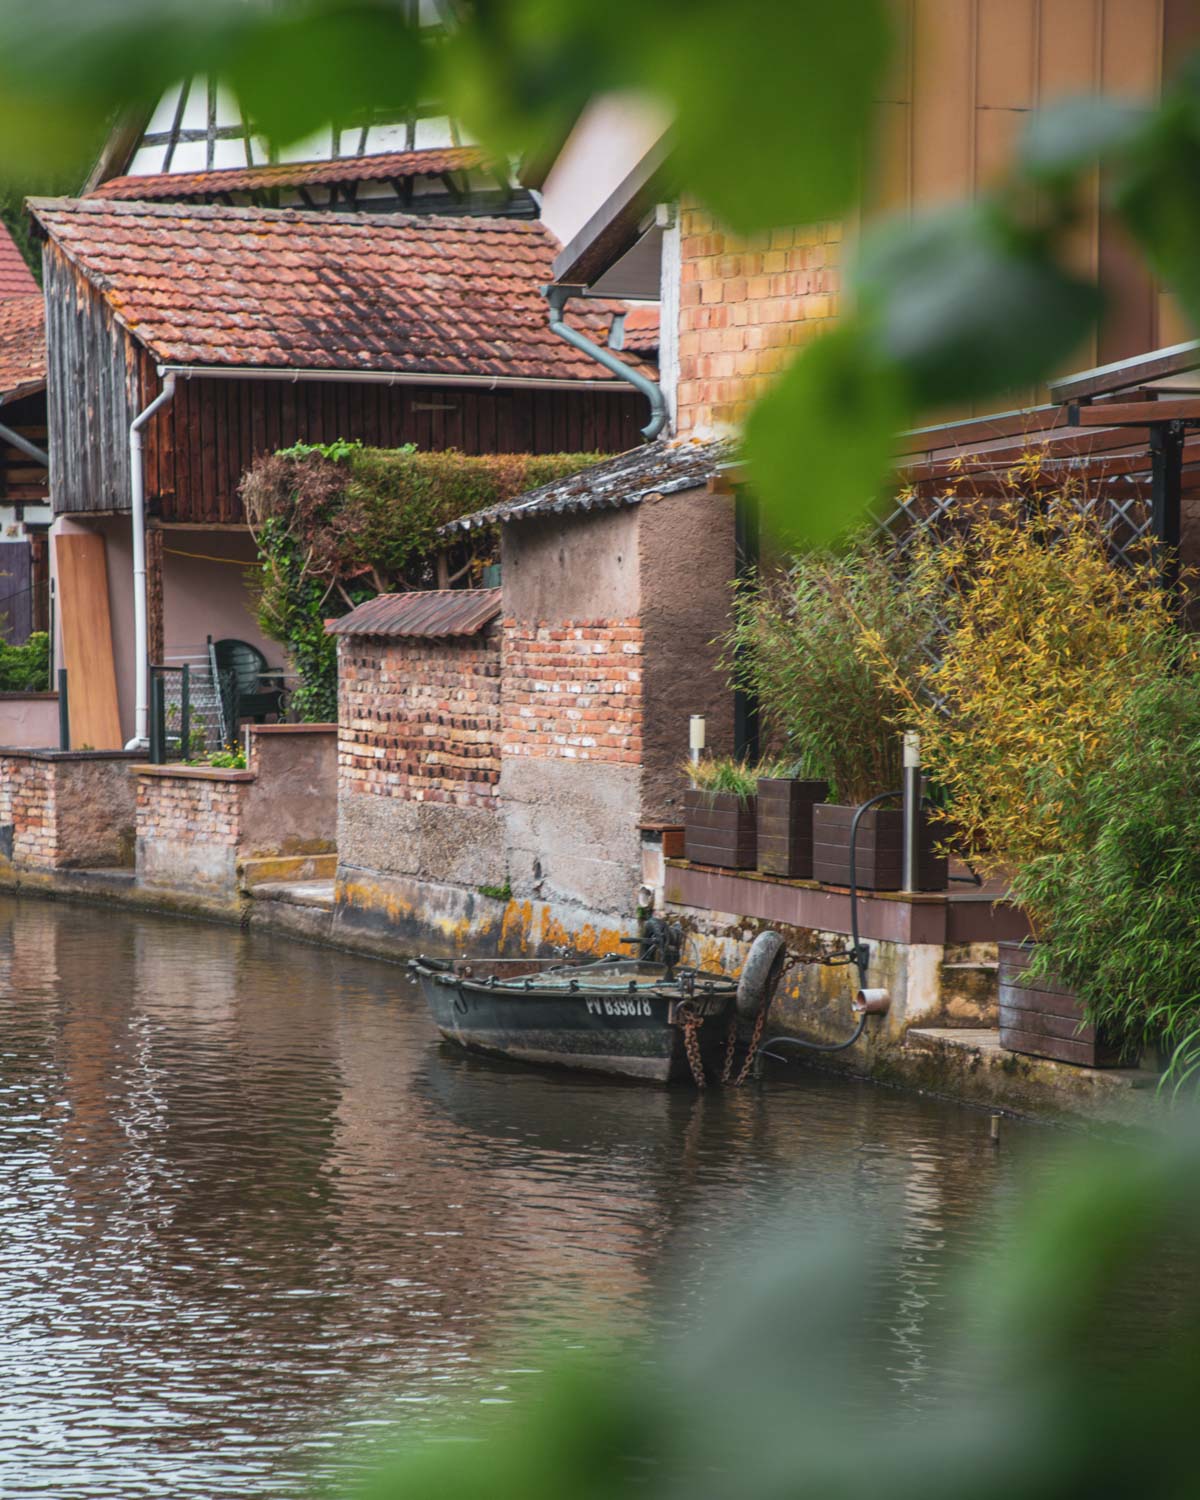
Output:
[125, 374, 176, 750]
[543, 284, 667, 440]
[0, 421, 48, 467]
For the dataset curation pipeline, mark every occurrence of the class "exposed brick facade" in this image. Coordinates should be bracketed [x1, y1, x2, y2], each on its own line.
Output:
[136, 772, 248, 850]
[500, 619, 643, 765]
[0, 750, 139, 869]
[337, 629, 501, 809]
[676, 201, 841, 438]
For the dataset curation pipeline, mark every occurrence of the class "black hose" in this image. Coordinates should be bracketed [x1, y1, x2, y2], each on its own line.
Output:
[848, 789, 902, 988]
[758, 1015, 868, 1061]
[756, 789, 900, 1065]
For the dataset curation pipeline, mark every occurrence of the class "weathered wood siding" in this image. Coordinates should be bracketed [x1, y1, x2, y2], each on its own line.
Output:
[44, 245, 139, 515]
[0, 391, 48, 508]
[134, 356, 644, 526]
[46, 244, 646, 523]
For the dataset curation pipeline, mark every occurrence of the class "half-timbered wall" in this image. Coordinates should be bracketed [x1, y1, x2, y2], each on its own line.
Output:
[44, 246, 139, 516]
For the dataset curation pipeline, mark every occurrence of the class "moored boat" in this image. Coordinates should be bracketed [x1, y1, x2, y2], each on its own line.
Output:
[409, 953, 739, 1084]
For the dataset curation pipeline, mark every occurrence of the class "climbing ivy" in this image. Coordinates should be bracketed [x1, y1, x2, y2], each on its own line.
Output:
[240, 442, 606, 720]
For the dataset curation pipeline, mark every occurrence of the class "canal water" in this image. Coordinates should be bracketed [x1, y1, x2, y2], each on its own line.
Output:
[0, 897, 1071, 1498]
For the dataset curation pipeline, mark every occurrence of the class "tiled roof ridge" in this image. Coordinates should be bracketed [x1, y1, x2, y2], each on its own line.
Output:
[30, 194, 555, 240]
[88, 145, 492, 201]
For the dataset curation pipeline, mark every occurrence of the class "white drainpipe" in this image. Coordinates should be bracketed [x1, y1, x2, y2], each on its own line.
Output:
[125, 374, 176, 750]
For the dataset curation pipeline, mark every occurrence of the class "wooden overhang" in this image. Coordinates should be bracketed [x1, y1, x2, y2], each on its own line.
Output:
[550, 135, 673, 292]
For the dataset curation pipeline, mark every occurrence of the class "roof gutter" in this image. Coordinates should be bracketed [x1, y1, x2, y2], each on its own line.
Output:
[542, 285, 667, 440]
[126, 374, 176, 751]
[0, 421, 48, 467]
[155, 364, 631, 394]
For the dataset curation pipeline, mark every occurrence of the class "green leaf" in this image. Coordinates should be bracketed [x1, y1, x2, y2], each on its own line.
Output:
[1114, 93, 1200, 332]
[1020, 95, 1148, 183]
[857, 206, 1102, 404]
[743, 320, 911, 547]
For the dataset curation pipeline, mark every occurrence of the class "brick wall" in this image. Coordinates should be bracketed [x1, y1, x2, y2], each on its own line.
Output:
[676, 201, 841, 438]
[337, 630, 501, 808]
[0, 750, 139, 869]
[501, 619, 643, 765]
[136, 768, 251, 891]
[1, 757, 55, 866]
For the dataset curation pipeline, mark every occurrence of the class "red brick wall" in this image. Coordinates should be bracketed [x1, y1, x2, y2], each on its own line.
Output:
[0, 757, 55, 866]
[501, 620, 644, 765]
[337, 631, 501, 808]
[676, 201, 841, 438]
[136, 773, 247, 851]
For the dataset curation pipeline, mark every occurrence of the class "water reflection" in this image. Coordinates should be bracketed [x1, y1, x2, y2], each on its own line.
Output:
[0, 897, 1062, 1497]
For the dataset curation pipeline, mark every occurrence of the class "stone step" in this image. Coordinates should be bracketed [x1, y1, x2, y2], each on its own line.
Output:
[250, 879, 335, 910]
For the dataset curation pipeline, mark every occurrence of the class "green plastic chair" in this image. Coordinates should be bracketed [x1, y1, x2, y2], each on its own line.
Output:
[208, 636, 286, 729]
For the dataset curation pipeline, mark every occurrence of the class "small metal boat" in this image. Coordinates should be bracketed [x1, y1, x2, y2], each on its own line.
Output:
[409, 952, 738, 1085]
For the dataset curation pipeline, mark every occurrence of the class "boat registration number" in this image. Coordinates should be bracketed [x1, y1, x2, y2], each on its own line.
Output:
[585, 997, 653, 1017]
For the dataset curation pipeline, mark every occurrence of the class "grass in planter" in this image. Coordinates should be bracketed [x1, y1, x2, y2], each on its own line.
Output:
[683, 756, 797, 798]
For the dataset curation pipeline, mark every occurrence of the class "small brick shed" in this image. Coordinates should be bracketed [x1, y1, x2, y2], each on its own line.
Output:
[331, 437, 739, 954]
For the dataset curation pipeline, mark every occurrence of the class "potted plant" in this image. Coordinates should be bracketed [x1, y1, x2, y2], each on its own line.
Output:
[756, 767, 829, 879]
[871, 489, 1183, 1067]
[682, 757, 760, 870]
[724, 539, 946, 892]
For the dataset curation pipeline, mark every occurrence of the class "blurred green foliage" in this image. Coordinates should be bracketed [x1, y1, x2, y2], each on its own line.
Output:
[325, 1124, 1200, 1499]
[0, 4, 1197, 539]
[0, 629, 49, 691]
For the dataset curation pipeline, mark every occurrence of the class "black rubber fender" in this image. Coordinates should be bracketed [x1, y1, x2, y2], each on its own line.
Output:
[736, 931, 787, 1020]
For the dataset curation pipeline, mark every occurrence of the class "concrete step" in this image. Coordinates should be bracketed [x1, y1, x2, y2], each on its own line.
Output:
[250, 879, 335, 910]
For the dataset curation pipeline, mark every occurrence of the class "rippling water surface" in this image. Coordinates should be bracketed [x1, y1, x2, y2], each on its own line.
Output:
[0, 896, 1074, 1496]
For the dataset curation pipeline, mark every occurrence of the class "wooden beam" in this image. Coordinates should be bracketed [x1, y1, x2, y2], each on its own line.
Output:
[1049, 340, 1200, 405]
[1070, 398, 1200, 426]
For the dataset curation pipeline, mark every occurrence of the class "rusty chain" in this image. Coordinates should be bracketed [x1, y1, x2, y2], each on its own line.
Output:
[680, 1011, 707, 1089]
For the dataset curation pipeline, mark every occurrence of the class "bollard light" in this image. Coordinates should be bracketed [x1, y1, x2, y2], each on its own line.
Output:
[689, 714, 706, 765]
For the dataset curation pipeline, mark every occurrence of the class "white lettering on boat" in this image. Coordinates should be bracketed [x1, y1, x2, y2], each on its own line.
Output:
[584, 997, 653, 1018]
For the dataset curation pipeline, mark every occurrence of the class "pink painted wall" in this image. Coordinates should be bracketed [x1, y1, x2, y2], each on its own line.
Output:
[0, 694, 59, 748]
[160, 527, 281, 671]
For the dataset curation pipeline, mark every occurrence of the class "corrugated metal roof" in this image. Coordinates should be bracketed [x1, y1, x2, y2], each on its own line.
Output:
[444, 437, 732, 532]
[328, 588, 501, 639]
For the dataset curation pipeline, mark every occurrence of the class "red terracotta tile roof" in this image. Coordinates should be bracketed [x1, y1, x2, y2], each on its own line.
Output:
[0, 223, 38, 299]
[89, 146, 494, 202]
[622, 304, 660, 354]
[29, 197, 650, 384]
[327, 587, 501, 639]
[0, 294, 46, 405]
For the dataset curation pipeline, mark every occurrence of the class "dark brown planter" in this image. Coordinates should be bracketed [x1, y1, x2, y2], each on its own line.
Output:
[811, 803, 948, 891]
[998, 942, 1132, 1068]
[683, 789, 757, 870]
[756, 777, 829, 879]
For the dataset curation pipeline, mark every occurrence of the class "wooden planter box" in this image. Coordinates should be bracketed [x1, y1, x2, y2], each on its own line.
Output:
[998, 941, 1131, 1068]
[683, 789, 757, 870]
[756, 777, 829, 879]
[811, 803, 948, 891]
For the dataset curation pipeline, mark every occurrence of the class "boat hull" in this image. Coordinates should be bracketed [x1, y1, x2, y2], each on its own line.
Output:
[414, 967, 729, 1084]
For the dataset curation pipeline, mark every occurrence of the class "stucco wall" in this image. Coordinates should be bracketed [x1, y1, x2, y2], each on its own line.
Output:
[242, 724, 337, 858]
[638, 486, 737, 822]
[0, 694, 59, 749]
[501, 506, 640, 622]
[160, 526, 279, 668]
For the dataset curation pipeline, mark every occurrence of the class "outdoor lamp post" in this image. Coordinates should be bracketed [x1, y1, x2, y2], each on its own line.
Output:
[689, 715, 706, 766]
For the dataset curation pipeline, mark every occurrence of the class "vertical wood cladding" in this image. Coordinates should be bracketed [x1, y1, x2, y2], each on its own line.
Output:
[44, 246, 139, 515]
[47, 260, 646, 521]
[0, 391, 49, 507]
